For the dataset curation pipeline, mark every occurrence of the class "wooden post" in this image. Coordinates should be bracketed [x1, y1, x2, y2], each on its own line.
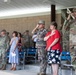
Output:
[51, 5, 56, 22]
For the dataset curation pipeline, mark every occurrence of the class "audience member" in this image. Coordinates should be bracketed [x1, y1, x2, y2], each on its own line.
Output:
[32, 20, 47, 75]
[23, 30, 32, 48]
[9, 31, 19, 71]
[44, 22, 62, 75]
[0, 29, 10, 70]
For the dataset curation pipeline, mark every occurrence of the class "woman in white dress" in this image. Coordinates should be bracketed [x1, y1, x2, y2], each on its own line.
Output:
[9, 31, 19, 71]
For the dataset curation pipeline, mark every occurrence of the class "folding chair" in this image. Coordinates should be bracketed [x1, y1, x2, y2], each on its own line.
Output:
[6, 51, 9, 63]
[19, 49, 26, 69]
[60, 51, 74, 75]
[61, 51, 71, 62]
[26, 47, 37, 63]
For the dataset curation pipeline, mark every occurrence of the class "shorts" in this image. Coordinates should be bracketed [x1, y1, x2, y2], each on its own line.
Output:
[47, 49, 60, 65]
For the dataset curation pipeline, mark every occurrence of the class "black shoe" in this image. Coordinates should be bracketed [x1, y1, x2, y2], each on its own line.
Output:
[1, 65, 6, 70]
[37, 73, 46, 75]
[37, 73, 40, 75]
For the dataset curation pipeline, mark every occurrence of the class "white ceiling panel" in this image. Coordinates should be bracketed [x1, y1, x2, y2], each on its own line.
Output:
[0, 0, 75, 17]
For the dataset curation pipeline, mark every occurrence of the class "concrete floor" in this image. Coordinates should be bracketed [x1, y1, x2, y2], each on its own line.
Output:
[0, 64, 75, 75]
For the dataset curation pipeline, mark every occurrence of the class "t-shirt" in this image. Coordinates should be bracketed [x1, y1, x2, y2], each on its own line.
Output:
[46, 30, 62, 52]
[32, 34, 37, 42]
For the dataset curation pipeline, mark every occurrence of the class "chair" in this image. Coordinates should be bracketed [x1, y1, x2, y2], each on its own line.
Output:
[60, 51, 74, 75]
[19, 49, 26, 69]
[26, 47, 37, 63]
[6, 51, 9, 63]
[61, 51, 71, 62]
